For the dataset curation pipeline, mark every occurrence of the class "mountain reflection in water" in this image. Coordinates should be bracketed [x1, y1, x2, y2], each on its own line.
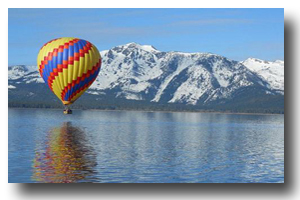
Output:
[32, 122, 97, 183]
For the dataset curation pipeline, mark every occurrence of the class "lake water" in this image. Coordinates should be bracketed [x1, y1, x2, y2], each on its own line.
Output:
[8, 108, 284, 183]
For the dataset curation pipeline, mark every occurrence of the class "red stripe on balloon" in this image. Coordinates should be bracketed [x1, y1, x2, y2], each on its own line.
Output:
[60, 60, 101, 101]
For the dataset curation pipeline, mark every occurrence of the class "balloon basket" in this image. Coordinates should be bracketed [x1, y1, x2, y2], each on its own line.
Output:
[63, 109, 72, 115]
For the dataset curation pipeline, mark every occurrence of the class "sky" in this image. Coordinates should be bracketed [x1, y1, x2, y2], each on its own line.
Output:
[8, 8, 284, 65]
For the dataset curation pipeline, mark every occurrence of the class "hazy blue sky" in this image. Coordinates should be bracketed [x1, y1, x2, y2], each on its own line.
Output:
[8, 8, 284, 65]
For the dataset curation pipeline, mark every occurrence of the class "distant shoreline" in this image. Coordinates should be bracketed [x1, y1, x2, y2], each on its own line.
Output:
[8, 106, 284, 116]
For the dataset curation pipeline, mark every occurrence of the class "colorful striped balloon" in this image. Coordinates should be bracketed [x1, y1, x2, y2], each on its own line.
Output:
[37, 37, 101, 106]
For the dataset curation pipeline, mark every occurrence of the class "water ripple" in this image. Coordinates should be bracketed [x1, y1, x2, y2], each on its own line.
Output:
[8, 109, 284, 183]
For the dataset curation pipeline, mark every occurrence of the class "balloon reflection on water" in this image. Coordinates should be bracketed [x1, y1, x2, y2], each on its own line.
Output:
[32, 122, 97, 183]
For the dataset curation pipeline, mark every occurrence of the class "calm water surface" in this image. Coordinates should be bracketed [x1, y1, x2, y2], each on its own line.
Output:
[8, 108, 284, 183]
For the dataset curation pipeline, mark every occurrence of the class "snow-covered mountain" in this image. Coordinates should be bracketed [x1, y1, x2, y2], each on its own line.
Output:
[242, 58, 284, 93]
[8, 42, 284, 109]
[8, 65, 43, 83]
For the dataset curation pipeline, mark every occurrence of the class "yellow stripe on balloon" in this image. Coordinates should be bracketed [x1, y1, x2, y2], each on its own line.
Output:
[78, 53, 85, 79]
[73, 58, 79, 81]
[63, 67, 68, 88]
[52, 80, 61, 100]
[67, 64, 73, 84]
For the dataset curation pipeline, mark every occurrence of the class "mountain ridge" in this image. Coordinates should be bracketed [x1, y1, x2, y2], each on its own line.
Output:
[8, 42, 284, 113]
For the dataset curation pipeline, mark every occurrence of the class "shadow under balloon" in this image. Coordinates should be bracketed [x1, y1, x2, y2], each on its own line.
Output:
[32, 122, 98, 183]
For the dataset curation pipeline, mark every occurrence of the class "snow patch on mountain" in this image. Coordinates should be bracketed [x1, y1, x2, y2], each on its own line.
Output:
[8, 85, 16, 89]
[242, 58, 284, 92]
[8, 65, 36, 80]
[169, 66, 210, 104]
[8, 65, 44, 84]
[152, 54, 195, 102]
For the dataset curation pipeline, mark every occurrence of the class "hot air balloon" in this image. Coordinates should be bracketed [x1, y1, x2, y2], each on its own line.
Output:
[37, 37, 101, 114]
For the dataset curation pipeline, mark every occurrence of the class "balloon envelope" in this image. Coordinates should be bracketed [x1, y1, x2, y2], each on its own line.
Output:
[37, 37, 101, 105]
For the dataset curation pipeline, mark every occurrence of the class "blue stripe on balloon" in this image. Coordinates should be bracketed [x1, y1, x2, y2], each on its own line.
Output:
[80, 40, 87, 47]
[69, 44, 74, 56]
[63, 47, 68, 61]
[43, 62, 50, 83]
[77, 40, 84, 53]
[74, 42, 79, 53]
